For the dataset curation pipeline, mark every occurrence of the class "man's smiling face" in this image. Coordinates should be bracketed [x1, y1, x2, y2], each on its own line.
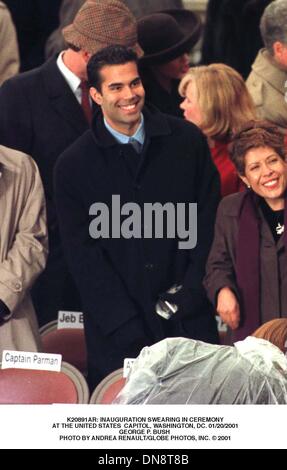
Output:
[90, 61, 145, 136]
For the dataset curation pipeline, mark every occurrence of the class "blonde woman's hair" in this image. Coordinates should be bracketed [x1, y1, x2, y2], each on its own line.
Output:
[179, 63, 256, 141]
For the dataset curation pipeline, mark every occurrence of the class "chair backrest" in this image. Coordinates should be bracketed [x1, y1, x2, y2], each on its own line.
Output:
[0, 361, 89, 404]
[90, 368, 125, 404]
[39, 320, 87, 374]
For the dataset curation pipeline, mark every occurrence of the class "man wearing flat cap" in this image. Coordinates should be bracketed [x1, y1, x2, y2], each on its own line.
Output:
[0, 0, 142, 327]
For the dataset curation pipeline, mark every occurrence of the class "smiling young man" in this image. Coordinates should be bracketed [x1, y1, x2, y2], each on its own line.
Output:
[54, 45, 220, 389]
[89, 53, 145, 136]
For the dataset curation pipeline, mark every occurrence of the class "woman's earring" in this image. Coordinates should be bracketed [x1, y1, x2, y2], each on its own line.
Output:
[247, 184, 251, 189]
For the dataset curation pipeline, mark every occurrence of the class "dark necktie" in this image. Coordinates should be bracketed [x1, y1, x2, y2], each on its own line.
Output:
[129, 138, 142, 154]
[80, 81, 92, 125]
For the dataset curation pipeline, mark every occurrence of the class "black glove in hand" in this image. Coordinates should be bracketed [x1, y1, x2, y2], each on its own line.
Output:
[158, 286, 204, 322]
[155, 298, 178, 320]
[156, 285, 182, 320]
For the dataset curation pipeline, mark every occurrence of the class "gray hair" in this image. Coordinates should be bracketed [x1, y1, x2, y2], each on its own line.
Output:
[260, 0, 287, 54]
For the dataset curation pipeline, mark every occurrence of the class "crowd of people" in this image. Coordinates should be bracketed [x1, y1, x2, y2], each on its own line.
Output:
[0, 0, 286, 396]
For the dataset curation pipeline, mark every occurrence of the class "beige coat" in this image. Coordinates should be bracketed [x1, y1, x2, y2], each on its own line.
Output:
[246, 48, 287, 133]
[0, 2, 19, 85]
[0, 146, 48, 354]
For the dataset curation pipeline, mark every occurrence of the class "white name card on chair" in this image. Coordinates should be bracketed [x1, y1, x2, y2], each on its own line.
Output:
[57, 310, 84, 329]
[123, 358, 136, 378]
[2, 350, 62, 372]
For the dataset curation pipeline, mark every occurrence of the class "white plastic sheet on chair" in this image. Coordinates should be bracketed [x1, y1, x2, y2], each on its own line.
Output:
[114, 337, 287, 404]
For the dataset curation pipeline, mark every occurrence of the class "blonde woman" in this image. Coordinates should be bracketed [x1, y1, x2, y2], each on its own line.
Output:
[179, 63, 256, 196]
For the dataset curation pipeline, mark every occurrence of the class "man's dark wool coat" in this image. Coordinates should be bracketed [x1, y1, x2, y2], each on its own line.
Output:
[201, 0, 272, 79]
[54, 106, 220, 388]
[0, 57, 89, 324]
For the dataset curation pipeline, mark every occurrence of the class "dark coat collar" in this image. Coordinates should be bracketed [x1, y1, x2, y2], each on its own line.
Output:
[90, 104, 172, 148]
[40, 56, 88, 134]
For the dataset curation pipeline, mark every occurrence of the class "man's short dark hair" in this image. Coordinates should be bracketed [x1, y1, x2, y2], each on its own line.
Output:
[67, 42, 81, 53]
[87, 45, 138, 90]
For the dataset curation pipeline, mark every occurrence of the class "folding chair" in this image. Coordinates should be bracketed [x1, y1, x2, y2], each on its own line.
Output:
[40, 320, 87, 374]
[89, 368, 125, 404]
[0, 361, 89, 404]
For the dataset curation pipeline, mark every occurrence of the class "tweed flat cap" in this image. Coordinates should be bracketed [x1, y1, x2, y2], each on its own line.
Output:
[63, 0, 143, 56]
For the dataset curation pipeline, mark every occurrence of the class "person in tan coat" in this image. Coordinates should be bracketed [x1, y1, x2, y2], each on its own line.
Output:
[246, 0, 287, 133]
[0, 1, 19, 85]
[0, 145, 48, 354]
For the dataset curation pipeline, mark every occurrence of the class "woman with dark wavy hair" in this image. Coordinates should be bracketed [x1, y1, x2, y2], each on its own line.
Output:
[201, 0, 272, 79]
[204, 120, 287, 341]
